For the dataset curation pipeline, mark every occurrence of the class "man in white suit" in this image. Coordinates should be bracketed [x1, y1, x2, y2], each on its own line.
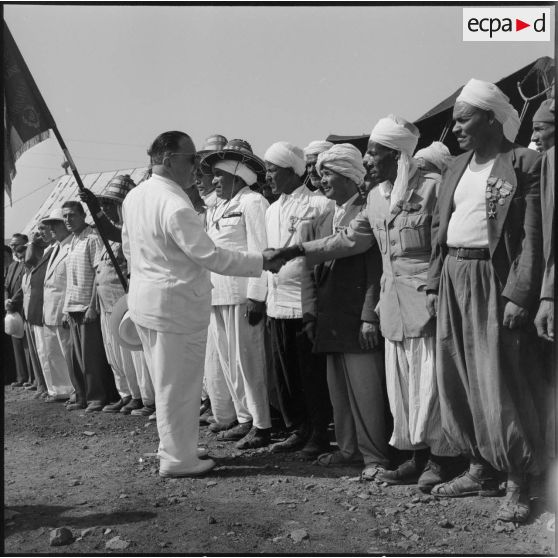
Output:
[122, 131, 280, 478]
[201, 139, 272, 450]
[41, 209, 74, 400]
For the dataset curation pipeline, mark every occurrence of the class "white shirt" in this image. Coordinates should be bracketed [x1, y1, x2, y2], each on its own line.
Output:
[122, 174, 263, 334]
[206, 187, 269, 305]
[447, 158, 495, 248]
[265, 184, 334, 319]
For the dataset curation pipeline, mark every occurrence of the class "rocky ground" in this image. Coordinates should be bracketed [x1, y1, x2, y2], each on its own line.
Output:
[4, 385, 556, 555]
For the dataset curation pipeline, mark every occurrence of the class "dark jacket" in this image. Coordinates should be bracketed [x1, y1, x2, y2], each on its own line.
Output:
[427, 142, 542, 312]
[25, 247, 53, 325]
[4, 260, 25, 312]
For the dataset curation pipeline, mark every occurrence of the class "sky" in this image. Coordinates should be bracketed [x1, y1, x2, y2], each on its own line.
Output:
[3, 3, 554, 238]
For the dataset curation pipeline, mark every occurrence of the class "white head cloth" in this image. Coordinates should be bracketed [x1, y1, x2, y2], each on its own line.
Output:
[303, 140, 334, 159]
[414, 141, 453, 172]
[264, 141, 306, 176]
[315, 143, 366, 186]
[456, 78, 520, 142]
[213, 160, 257, 186]
[370, 115, 420, 210]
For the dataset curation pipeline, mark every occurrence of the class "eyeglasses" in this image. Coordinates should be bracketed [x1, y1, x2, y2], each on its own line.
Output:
[165, 152, 201, 166]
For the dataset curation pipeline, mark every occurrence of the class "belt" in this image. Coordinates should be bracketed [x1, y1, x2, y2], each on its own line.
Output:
[448, 247, 490, 261]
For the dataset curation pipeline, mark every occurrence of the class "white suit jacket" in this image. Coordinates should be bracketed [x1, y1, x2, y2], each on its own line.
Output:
[122, 174, 264, 334]
[206, 187, 269, 305]
[42, 235, 72, 326]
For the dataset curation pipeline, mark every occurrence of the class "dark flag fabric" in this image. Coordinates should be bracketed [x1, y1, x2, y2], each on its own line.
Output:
[3, 21, 56, 202]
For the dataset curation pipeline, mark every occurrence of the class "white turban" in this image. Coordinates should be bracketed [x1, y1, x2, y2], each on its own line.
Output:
[303, 140, 334, 159]
[316, 143, 366, 186]
[264, 141, 306, 177]
[456, 78, 520, 142]
[414, 141, 453, 172]
[213, 160, 257, 187]
[370, 115, 420, 211]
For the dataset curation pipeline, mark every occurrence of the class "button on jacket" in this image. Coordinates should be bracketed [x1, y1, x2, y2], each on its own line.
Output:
[122, 174, 264, 335]
[303, 169, 440, 341]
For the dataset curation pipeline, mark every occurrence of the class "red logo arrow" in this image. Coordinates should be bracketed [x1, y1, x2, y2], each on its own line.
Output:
[516, 18, 530, 31]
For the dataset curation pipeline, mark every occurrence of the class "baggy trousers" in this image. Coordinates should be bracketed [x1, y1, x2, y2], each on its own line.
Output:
[131, 349, 155, 407]
[67, 312, 118, 406]
[268, 317, 331, 433]
[437, 255, 546, 474]
[99, 308, 141, 400]
[205, 304, 271, 429]
[23, 321, 45, 390]
[40, 324, 73, 398]
[385, 336, 457, 456]
[327, 352, 390, 466]
[136, 324, 206, 472]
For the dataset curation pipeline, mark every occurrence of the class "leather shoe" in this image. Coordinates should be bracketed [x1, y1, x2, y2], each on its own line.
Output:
[159, 458, 216, 478]
[217, 421, 253, 441]
[25, 384, 38, 391]
[299, 433, 330, 457]
[67, 402, 86, 411]
[131, 404, 156, 417]
[378, 458, 422, 485]
[120, 398, 143, 414]
[199, 409, 214, 425]
[418, 457, 467, 494]
[103, 396, 132, 413]
[200, 398, 211, 415]
[270, 430, 308, 453]
[209, 419, 238, 433]
[22, 381, 33, 388]
[235, 427, 271, 449]
[10, 381, 24, 388]
[85, 402, 105, 413]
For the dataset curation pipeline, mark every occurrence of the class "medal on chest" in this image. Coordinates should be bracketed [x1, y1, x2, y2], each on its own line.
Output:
[486, 177, 513, 219]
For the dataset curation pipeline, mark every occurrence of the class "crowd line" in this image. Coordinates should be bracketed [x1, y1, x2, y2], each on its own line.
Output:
[4, 78, 555, 526]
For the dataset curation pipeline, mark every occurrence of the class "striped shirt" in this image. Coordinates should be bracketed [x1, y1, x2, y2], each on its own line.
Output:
[63, 225, 97, 312]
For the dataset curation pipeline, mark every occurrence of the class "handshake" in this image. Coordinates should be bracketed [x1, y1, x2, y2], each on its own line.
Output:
[262, 245, 305, 273]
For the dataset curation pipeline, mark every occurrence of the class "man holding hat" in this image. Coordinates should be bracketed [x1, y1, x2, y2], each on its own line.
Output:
[201, 139, 272, 449]
[91, 175, 155, 417]
[301, 143, 390, 479]
[426, 79, 544, 523]
[122, 131, 280, 478]
[303, 140, 333, 193]
[272, 117, 460, 490]
[264, 140, 334, 455]
[40, 209, 74, 400]
[530, 98, 555, 154]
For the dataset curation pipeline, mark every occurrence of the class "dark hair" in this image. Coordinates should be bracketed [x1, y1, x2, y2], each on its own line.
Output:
[148, 131, 191, 165]
[11, 233, 28, 243]
[62, 201, 86, 215]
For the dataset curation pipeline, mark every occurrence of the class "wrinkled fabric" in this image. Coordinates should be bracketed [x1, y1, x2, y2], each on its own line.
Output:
[532, 98, 554, 123]
[316, 143, 366, 186]
[457, 78, 520, 142]
[264, 141, 306, 176]
[414, 141, 453, 172]
[213, 160, 257, 187]
[303, 140, 333, 158]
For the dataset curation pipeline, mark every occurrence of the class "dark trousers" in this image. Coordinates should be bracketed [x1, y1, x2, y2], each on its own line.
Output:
[11, 334, 30, 384]
[268, 317, 331, 433]
[67, 311, 118, 406]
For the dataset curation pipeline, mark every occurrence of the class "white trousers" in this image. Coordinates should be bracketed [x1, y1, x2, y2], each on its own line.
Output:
[385, 336, 456, 456]
[37, 324, 73, 398]
[205, 304, 271, 429]
[130, 350, 155, 407]
[136, 324, 206, 472]
[100, 309, 141, 400]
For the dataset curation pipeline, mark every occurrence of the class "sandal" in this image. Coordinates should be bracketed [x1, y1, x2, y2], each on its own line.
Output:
[431, 471, 500, 498]
[496, 486, 530, 523]
[361, 464, 386, 481]
[315, 451, 361, 467]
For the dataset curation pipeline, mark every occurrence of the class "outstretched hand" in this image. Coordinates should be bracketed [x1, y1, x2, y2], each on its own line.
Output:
[262, 249, 287, 273]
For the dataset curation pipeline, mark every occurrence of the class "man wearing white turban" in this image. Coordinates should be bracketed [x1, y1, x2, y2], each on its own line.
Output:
[427, 79, 545, 523]
[264, 140, 335, 455]
[273, 117, 461, 492]
[414, 141, 453, 174]
[300, 144, 390, 479]
[303, 140, 334, 192]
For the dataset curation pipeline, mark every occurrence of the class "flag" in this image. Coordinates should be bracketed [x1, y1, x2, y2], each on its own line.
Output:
[3, 21, 56, 202]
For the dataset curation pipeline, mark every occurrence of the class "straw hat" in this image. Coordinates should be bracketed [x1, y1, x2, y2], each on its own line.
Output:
[201, 139, 266, 183]
[109, 294, 142, 351]
[5, 312, 24, 338]
[98, 175, 136, 204]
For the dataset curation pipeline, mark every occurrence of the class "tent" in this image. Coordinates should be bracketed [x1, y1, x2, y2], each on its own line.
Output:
[327, 56, 554, 155]
[23, 167, 149, 236]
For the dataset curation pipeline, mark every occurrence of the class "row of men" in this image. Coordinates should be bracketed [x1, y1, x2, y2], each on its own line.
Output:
[5, 79, 554, 527]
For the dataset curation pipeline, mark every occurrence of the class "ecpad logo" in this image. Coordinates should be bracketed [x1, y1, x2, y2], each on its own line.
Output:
[463, 8, 551, 41]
